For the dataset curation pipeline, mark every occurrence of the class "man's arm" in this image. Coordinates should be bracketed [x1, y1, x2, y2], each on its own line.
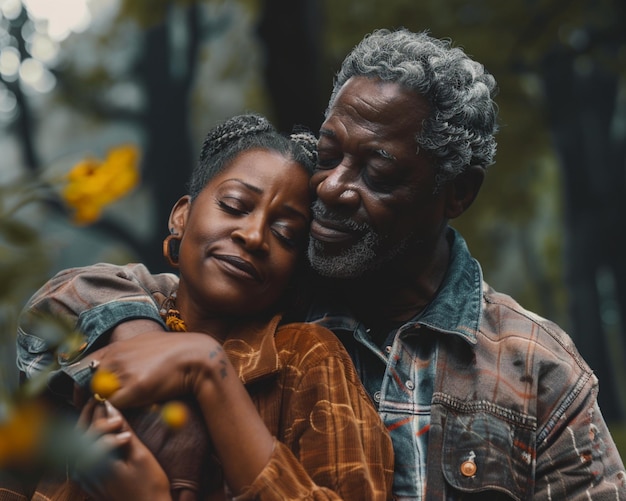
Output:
[534, 375, 626, 498]
[17, 262, 174, 381]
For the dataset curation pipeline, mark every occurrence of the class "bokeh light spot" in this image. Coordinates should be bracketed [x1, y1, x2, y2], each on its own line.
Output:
[0, 45, 20, 79]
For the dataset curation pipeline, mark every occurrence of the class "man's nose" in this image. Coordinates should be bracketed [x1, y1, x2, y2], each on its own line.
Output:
[311, 164, 360, 209]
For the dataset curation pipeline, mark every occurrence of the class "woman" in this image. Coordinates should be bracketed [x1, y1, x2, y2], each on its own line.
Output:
[12, 114, 393, 500]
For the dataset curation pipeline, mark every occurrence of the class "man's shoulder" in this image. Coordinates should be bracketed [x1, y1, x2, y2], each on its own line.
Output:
[100, 262, 178, 290]
[479, 281, 590, 371]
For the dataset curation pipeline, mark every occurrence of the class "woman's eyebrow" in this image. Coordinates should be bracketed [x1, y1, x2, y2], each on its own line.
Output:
[229, 179, 310, 223]
[282, 204, 310, 224]
[230, 178, 262, 194]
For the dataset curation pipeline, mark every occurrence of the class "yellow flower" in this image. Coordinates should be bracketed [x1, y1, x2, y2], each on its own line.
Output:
[0, 400, 46, 468]
[62, 145, 140, 225]
[90, 370, 121, 399]
[160, 401, 188, 429]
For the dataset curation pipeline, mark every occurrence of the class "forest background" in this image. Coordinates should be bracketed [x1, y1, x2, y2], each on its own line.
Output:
[1, 0, 625, 461]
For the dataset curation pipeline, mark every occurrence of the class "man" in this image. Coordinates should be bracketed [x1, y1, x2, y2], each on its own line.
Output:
[301, 29, 626, 499]
[16, 29, 626, 499]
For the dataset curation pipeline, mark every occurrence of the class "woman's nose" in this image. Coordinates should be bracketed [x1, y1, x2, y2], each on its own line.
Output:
[231, 215, 270, 253]
[311, 164, 360, 209]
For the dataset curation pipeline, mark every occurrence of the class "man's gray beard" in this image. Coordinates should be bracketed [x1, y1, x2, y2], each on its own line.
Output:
[307, 224, 414, 279]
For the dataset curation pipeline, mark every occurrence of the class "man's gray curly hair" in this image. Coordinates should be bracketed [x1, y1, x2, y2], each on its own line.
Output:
[328, 28, 499, 186]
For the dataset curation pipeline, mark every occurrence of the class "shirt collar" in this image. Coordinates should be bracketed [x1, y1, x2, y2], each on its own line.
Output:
[223, 313, 283, 385]
[415, 228, 482, 344]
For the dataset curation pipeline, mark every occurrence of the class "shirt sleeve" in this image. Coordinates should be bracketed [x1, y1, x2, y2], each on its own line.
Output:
[234, 324, 394, 501]
[534, 373, 626, 498]
[17, 263, 174, 381]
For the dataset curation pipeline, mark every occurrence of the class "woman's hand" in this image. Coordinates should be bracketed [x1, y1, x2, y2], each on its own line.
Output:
[73, 398, 172, 501]
[81, 331, 274, 496]
[82, 330, 226, 408]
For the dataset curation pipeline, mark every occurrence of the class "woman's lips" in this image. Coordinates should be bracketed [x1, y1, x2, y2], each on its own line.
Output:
[212, 254, 262, 282]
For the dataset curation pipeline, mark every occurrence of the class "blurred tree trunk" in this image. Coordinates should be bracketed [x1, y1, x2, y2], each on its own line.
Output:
[257, 0, 326, 134]
[540, 44, 626, 421]
[6, 6, 39, 173]
[136, 4, 201, 273]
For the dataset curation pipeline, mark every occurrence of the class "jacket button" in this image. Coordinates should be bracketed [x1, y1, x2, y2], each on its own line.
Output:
[460, 460, 477, 477]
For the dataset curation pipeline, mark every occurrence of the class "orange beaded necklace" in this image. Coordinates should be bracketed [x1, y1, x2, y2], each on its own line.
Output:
[159, 291, 187, 332]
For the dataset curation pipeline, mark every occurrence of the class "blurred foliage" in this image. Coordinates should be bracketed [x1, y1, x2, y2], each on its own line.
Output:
[0, 145, 139, 470]
[0, 204, 49, 313]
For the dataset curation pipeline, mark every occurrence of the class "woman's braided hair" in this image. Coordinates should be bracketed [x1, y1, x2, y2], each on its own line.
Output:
[188, 113, 317, 200]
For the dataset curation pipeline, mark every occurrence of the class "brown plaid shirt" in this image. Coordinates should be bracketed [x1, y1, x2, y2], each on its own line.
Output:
[9, 264, 394, 500]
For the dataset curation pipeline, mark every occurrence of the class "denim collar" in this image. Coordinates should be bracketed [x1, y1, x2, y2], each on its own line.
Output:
[306, 227, 483, 346]
[416, 227, 482, 345]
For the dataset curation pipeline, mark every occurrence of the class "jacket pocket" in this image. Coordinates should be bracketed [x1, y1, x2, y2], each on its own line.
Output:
[441, 408, 535, 500]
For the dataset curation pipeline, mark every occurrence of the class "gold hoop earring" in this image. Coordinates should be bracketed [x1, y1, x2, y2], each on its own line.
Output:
[163, 235, 181, 267]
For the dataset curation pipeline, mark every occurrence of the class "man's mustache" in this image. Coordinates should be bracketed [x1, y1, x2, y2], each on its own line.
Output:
[311, 200, 371, 233]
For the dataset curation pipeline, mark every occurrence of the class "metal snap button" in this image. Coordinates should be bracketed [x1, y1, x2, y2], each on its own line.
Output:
[374, 391, 381, 402]
[460, 460, 477, 477]
[405, 380, 415, 390]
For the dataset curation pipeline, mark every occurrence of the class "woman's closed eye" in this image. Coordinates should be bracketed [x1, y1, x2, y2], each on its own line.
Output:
[218, 198, 248, 215]
[271, 222, 306, 249]
[219, 197, 306, 249]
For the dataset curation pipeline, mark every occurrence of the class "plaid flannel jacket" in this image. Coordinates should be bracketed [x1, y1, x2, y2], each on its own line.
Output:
[306, 228, 626, 500]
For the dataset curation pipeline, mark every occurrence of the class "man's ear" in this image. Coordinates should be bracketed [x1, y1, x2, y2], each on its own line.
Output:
[444, 165, 485, 219]
[168, 195, 192, 235]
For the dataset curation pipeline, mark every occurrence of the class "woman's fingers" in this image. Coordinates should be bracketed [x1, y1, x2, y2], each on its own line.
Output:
[90, 429, 132, 453]
[73, 400, 171, 500]
[76, 399, 127, 465]
[85, 331, 220, 408]
[76, 397, 97, 430]
[73, 401, 131, 486]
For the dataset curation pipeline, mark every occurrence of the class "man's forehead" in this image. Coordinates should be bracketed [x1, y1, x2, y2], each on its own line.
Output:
[326, 77, 429, 131]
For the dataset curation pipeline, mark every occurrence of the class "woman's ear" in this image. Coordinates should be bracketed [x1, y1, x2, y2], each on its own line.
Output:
[444, 165, 485, 220]
[168, 195, 192, 235]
